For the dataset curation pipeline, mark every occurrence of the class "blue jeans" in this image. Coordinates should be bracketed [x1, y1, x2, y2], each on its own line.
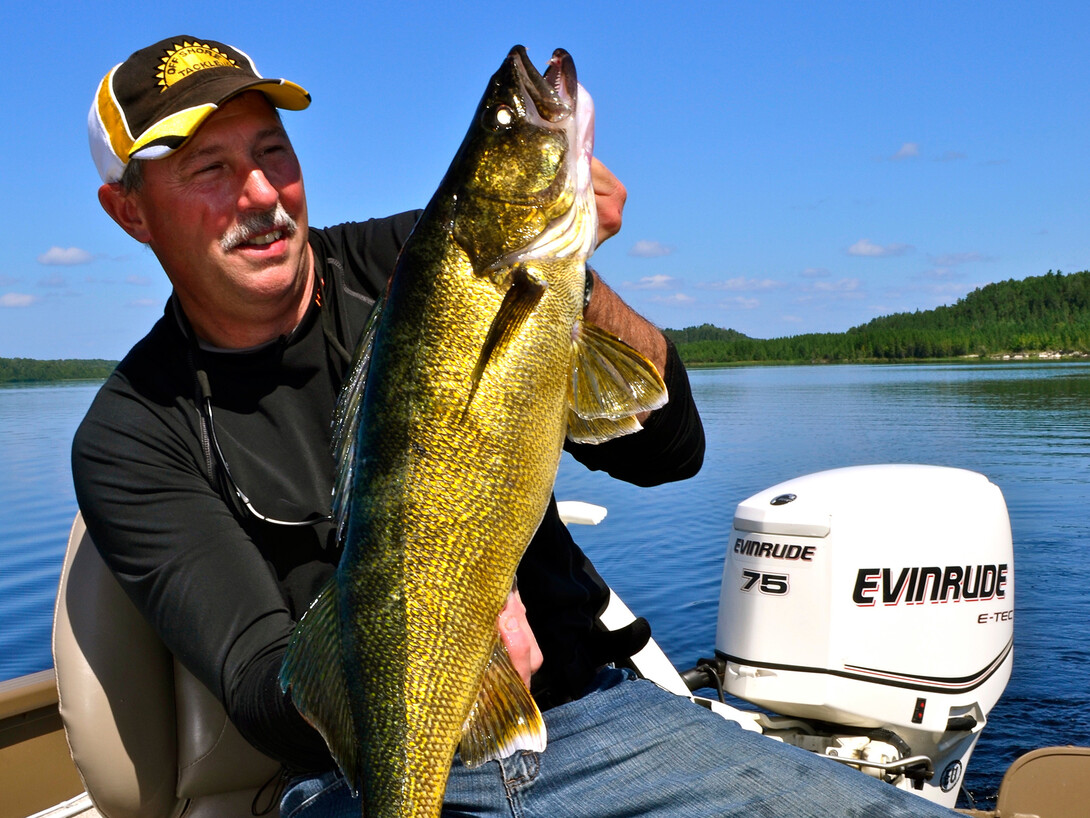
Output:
[282, 668, 958, 817]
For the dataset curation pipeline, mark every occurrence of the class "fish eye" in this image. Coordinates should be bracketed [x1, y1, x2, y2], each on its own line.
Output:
[486, 104, 515, 130]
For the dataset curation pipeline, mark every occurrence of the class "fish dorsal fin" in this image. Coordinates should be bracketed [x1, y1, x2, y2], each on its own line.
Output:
[464, 266, 547, 415]
[279, 577, 361, 793]
[458, 636, 547, 768]
[566, 319, 669, 444]
[331, 294, 385, 547]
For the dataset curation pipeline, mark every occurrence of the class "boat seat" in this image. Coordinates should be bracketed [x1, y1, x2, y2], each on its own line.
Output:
[995, 745, 1090, 818]
[52, 512, 283, 818]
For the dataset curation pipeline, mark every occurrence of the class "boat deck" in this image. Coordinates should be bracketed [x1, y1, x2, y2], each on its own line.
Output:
[7, 668, 1090, 817]
[27, 794, 99, 818]
[1, 671, 88, 818]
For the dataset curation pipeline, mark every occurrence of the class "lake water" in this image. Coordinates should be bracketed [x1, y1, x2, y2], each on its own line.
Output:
[3, 363, 1090, 809]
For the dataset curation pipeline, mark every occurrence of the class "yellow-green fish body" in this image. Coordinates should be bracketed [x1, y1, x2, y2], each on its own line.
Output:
[281, 45, 666, 818]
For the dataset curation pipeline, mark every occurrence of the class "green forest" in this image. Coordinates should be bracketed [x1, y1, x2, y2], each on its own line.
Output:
[4, 269, 1090, 379]
[665, 269, 1090, 365]
[0, 358, 117, 383]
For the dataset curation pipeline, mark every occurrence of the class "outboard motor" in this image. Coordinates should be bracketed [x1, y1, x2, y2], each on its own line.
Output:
[711, 465, 1013, 807]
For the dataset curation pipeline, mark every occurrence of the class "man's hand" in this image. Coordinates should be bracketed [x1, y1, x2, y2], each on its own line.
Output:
[592, 158, 627, 246]
[498, 586, 543, 686]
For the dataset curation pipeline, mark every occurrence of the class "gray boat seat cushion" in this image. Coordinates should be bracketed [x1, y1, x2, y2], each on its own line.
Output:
[52, 512, 283, 818]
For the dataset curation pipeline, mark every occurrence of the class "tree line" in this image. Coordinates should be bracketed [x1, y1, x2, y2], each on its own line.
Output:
[0, 358, 117, 383]
[664, 269, 1090, 364]
[6, 270, 1090, 377]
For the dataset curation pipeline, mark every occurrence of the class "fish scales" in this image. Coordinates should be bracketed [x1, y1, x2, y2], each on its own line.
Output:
[339, 226, 577, 814]
[281, 45, 667, 818]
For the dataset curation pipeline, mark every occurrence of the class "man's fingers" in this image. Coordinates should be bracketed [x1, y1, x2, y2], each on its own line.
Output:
[591, 157, 627, 244]
[498, 588, 543, 686]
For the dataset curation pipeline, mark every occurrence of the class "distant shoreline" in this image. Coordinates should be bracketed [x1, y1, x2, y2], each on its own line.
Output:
[0, 359, 118, 384]
[680, 355, 1090, 370]
[9, 268, 1090, 377]
[666, 270, 1090, 365]
[682, 351, 1090, 368]
[5, 351, 1088, 384]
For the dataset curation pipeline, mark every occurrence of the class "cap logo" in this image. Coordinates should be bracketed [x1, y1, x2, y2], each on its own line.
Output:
[157, 42, 239, 92]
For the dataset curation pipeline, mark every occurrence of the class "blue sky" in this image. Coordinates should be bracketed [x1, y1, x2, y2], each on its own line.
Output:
[3, 1, 1089, 359]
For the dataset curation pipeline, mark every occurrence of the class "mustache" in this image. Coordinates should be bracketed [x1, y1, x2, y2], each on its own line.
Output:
[220, 203, 298, 252]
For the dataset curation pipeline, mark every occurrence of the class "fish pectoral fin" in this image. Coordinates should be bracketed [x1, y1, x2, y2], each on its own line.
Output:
[279, 577, 361, 794]
[458, 636, 547, 768]
[464, 266, 548, 415]
[566, 319, 669, 444]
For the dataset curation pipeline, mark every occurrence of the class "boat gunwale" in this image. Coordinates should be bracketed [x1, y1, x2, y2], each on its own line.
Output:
[0, 669, 58, 722]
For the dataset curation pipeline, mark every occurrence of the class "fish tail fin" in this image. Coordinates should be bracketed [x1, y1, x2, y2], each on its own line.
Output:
[566, 319, 669, 444]
[458, 636, 547, 768]
[279, 576, 361, 793]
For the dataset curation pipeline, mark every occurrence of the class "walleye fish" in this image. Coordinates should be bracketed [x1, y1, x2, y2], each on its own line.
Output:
[280, 45, 667, 818]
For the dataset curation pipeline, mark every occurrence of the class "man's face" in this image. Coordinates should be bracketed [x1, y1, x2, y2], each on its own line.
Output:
[129, 92, 311, 343]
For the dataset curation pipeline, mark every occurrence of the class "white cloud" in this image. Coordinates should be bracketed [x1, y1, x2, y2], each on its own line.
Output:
[920, 267, 963, 281]
[1, 293, 37, 307]
[801, 267, 831, 279]
[628, 240, 673, 258]
[891, 142, 919, 160]
[127, 298, 160, 308]
[38, 246, 94, 266]
[848, 239, 913, 258]
[38, 273, 68, 288]
[700, 276, 784, 292]
[809, 278, 863, 299]
[649, 292, 696, 306]
[811, 278, 860, 292]
[720, 296, 760, 309]
[126, 274, 153, 286]
[929, 252, 992, 267]
[627, 274, 675, 290]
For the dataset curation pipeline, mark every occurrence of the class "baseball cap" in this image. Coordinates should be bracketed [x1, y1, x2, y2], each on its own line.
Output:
[89, 37, 311, 183]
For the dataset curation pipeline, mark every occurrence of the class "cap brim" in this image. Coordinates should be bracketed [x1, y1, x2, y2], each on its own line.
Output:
[129, 77, 310, 159]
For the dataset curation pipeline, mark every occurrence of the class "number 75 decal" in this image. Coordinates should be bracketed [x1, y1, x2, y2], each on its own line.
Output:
[741, 570, 790, 595]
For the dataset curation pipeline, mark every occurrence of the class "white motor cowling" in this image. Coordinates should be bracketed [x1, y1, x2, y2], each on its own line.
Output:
[715, 464, 1014, 806]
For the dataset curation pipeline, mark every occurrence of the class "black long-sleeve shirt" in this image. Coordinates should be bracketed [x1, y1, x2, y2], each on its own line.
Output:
[72, 213, 705, 771]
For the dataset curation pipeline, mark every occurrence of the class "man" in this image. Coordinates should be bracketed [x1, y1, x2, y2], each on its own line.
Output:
[76, 36, 958, 817]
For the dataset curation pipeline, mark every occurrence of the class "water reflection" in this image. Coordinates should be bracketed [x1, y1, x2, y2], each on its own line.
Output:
[0, 382, 100, 680]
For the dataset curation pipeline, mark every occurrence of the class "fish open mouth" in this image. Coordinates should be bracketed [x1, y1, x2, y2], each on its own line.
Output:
[484, 46, 596, 271]
[467, 45, 597, 275]
[508, 45, 576, 123]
